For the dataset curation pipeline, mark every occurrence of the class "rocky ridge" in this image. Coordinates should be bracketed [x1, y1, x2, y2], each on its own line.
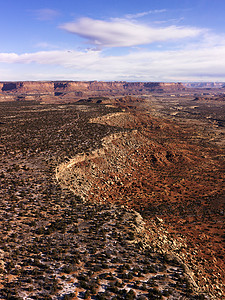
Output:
[56, 111, 225, 298]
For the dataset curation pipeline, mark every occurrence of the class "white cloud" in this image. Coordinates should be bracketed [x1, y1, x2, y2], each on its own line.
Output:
[1, 43, 225, 81]
[34, 9, 59, 21]
[0, 50, 100, 67]
[125, 9, 167, 19]
[60, 17, 202, 48]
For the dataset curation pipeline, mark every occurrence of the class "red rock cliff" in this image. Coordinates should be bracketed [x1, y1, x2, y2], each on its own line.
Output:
[0, 81, 186, 95]
[0, 81, 54, 93]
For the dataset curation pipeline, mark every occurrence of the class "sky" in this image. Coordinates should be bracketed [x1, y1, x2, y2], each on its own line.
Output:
[1, 0, 225, 82]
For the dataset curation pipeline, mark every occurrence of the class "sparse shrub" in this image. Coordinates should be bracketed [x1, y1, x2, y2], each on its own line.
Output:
[61, 264, 75, 274]
[148, 287, 163, 299]
[162, 289, 172, 296]
[125, 289, 136, 300]
[84, 290, 90, 299]
[193, 294, 207, 300]
[63, 293, 75, 300]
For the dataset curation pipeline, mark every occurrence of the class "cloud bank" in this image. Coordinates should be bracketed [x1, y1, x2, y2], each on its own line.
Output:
[60, 17, 202, 47]
[1, 43, 225, 81]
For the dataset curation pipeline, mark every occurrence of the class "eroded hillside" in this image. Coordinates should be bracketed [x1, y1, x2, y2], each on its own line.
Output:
[56, 109, 225, 298]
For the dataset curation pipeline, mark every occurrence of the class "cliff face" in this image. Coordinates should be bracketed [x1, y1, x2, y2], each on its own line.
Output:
[0, 81, 54, 93]
[0, 81, 186, 94]
[0, 81, 186, 102]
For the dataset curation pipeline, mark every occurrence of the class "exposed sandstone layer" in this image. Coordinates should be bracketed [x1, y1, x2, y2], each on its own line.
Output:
[0, 81, 53, 93]
[0, 81, 185, 95]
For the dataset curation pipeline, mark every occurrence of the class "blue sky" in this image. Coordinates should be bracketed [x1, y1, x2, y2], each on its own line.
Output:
[1, 0, 225, 82]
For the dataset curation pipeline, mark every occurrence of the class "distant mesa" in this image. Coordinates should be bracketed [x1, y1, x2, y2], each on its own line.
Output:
[2, 82, 19, 91]
[0, 80, 225, 103]
[0, 80, 186, 95]
[0, 80, 188, 103]
[1, 81, 225, 97]
[183, 82, 225, 89]
[1, 80, 225, 104]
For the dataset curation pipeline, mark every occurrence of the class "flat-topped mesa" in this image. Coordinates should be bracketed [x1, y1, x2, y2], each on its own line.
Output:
[184, 82, 224, 89]
[0, 81, 186, 95]
[144, 82, 186, 91]
[54, 81, 88, 92]
[0, 81, 54, 93]
[54, 81, 131, 92]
